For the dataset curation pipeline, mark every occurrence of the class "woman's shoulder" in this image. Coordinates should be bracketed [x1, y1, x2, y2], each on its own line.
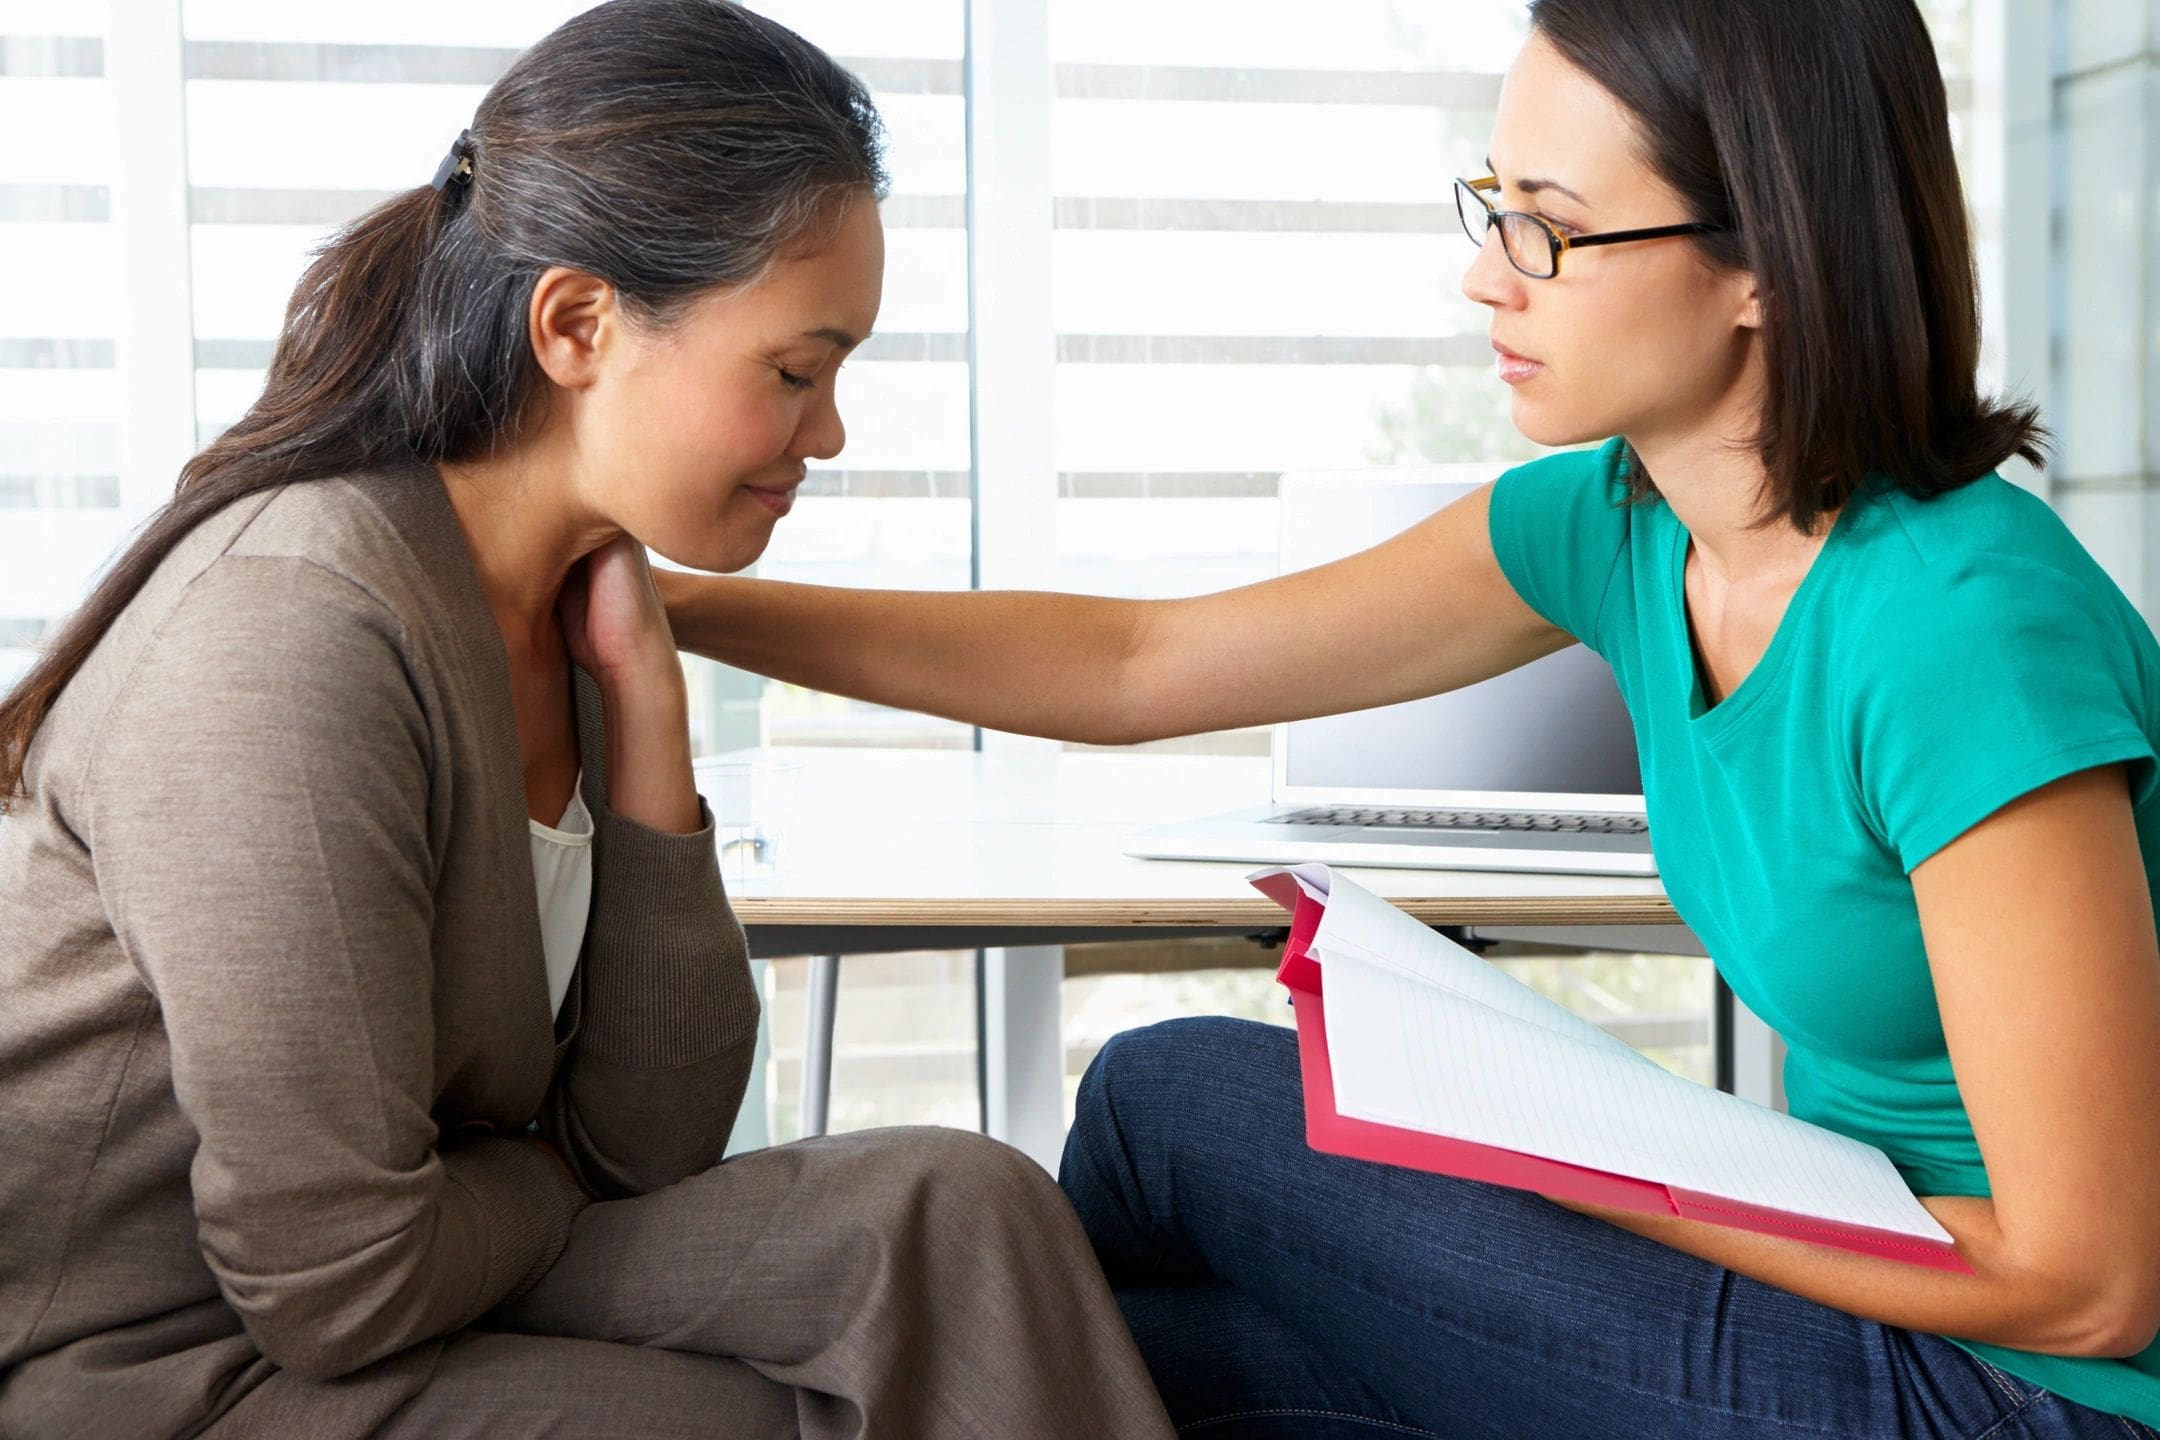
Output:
[1836, 474, 2156, 720]
[1861, 472, 2137, 628]
[216, 462, 472, 617]
[1489, 439, 1655, 569]
[1869, 471, 2081, 572]
[35, 466, 479, 790]
[1494, 437, 1632, 501]
[1487, 439, 1647, 654]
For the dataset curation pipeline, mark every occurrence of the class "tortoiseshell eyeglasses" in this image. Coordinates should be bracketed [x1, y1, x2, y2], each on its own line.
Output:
[1454, 174, 1728, 279]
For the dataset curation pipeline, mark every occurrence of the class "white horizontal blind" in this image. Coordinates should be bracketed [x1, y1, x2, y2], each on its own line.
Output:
[1042, 0, 1987, 755]
[0, 5, 126, 687]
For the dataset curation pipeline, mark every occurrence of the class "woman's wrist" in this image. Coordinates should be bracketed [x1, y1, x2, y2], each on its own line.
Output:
[595, 661, 702, 835]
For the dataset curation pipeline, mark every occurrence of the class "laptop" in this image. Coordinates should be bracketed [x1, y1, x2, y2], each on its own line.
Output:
[1121, 465, 1655, 877]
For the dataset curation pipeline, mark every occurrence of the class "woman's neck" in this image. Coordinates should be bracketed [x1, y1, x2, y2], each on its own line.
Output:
[1629, 424, 1834, 591]
[439, 435, 617, 659]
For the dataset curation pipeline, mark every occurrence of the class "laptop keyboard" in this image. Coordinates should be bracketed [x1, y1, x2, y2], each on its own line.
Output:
[1267, 806, 1648, 835]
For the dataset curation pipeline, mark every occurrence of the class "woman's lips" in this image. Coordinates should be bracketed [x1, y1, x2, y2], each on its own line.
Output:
[1493, 338, 1545, 385]
[744, 482, 798, 518]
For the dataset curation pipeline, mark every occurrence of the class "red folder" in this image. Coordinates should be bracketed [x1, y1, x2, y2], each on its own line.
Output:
[1252, 870, 1971, 1273]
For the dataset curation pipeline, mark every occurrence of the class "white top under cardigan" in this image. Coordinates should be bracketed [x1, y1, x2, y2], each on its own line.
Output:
[527, 771, 593, 1019]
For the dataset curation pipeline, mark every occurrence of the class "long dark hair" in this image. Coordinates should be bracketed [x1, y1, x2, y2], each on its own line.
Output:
[1527, 0, 2046, 531]
[1, 0, 887, 809]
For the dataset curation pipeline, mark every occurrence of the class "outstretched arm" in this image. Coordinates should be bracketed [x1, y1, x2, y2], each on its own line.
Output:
[658, 482, 1575, 745]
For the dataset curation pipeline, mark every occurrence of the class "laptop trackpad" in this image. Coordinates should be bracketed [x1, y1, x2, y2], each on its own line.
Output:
[1345, 827, 1502, 845]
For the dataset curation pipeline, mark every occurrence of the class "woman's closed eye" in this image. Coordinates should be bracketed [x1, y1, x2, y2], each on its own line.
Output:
[778, 367, 816, 391]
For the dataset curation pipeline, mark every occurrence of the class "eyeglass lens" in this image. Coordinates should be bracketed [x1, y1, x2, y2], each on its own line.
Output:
[1453, 180, 1557, 279]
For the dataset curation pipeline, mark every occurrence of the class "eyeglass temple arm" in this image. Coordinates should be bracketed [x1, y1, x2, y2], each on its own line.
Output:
[1566, 221, 1725, 249]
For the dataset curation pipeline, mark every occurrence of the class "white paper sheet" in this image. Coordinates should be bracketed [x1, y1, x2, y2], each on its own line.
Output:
[1259, 865, 1951, 1244]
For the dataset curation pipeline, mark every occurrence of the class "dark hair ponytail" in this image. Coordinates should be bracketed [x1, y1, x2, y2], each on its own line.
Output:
[1, 0, 887, 809]
[1527, 0, 2046, 531]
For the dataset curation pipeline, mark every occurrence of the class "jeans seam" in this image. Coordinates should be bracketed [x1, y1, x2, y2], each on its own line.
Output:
[1966, 1387, 2047, 1440]
[1974, 1361, 2027, 1408]
[1178, 1407, 1441, 1437]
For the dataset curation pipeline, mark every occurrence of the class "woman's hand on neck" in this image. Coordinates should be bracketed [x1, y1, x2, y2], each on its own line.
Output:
[562, 537, 701, 834]
[441, 432, 703, 836]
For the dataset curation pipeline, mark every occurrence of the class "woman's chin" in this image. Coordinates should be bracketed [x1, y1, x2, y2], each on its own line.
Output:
[649, 532, 771, 578]
[1509, 392, 1608, 450]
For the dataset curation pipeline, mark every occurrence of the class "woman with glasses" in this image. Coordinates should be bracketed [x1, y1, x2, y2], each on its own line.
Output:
[653, 0, 2160, 1433]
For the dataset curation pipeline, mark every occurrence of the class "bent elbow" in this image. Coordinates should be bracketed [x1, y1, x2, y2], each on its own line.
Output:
[235, 1282, 448, 1380]
[208, 1224, 447, 1380]
[2073, 1300, 2160, 1361]
[233, 1292, 386, 1380]
[2028, 1275, 2160, 1360]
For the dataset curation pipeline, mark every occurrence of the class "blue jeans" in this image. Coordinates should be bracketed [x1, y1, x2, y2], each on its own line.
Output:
[1058, 1016, 2156, 1440]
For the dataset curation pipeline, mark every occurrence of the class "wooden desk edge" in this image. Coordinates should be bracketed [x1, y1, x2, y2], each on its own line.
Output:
[731, 897, 1681, 928]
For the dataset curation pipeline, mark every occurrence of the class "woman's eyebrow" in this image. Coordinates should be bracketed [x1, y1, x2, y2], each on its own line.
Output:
[1485, 158, 1591, 208]
[799, 326, 866, 349]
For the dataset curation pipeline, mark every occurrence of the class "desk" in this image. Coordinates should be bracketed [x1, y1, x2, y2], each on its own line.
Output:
[719, 746, 1741, 1168]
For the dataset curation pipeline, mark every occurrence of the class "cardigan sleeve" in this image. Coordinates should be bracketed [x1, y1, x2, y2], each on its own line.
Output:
[538, 671, 763, 1199]
[83, 556, 587, 1380]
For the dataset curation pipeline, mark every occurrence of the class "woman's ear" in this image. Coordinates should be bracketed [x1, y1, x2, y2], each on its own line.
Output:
[1734, 271, 1763, 331]
[527, 266, 620, 391]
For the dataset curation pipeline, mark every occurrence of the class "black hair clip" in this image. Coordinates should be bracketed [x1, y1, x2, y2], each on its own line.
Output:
[430, 129, 475, 193]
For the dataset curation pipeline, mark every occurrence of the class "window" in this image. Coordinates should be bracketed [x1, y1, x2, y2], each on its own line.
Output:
[0, 5, 123, 691]
[0, 0, 2005, 1129]
[1047, 0, 1541, 759]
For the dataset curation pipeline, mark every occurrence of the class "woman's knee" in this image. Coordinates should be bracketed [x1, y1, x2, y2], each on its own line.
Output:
[870, 1125, 1069, 1226]
[1072, 1016, 1299, 1145]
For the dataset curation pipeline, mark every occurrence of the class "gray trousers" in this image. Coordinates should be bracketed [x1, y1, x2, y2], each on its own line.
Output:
[214, 1128, 1175, 1439]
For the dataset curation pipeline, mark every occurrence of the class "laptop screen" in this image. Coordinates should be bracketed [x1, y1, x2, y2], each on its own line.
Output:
[1276, 469, 1643, 804]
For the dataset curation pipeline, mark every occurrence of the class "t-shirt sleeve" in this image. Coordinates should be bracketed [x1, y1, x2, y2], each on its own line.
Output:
[1845, 553, 2160, 873]
[1485, 438, 1634, 656]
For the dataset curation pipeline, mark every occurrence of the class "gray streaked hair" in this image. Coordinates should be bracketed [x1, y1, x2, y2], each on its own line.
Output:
[405, 0, 890, 456]
[3, 0, 887, 809]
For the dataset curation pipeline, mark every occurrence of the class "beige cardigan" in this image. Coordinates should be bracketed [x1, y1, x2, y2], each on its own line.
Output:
[0, 462, 760, 1438]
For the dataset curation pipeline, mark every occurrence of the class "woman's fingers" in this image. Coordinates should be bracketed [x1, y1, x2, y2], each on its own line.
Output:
[563, 536, 677, 683]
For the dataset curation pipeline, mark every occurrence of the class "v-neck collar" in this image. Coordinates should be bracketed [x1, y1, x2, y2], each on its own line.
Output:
[1669, 493, 1860, 735]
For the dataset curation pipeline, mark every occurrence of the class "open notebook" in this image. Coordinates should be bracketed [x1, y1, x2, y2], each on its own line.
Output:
[1250, 864, 1969, 1273]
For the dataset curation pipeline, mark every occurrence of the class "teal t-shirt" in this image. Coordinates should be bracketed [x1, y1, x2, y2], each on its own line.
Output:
[1488, 438, 2160, 1426]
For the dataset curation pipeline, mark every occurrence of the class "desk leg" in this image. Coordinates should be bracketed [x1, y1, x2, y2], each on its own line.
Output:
[982, 946, 1066, 1172]
[801, 954, 840, 1139]
[1727, 988, 1786, 1112]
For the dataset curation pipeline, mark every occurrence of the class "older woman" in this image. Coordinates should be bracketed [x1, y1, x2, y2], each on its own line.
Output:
[0, 3, 1175, 1436]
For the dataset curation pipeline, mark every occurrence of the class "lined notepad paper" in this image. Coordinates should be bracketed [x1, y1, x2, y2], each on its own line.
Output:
[1272, 865, 1952, 1247]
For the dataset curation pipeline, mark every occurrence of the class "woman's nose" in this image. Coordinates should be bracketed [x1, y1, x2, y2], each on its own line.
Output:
[1459, 226, 1524, 310]
[795, 394, 846, 462]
